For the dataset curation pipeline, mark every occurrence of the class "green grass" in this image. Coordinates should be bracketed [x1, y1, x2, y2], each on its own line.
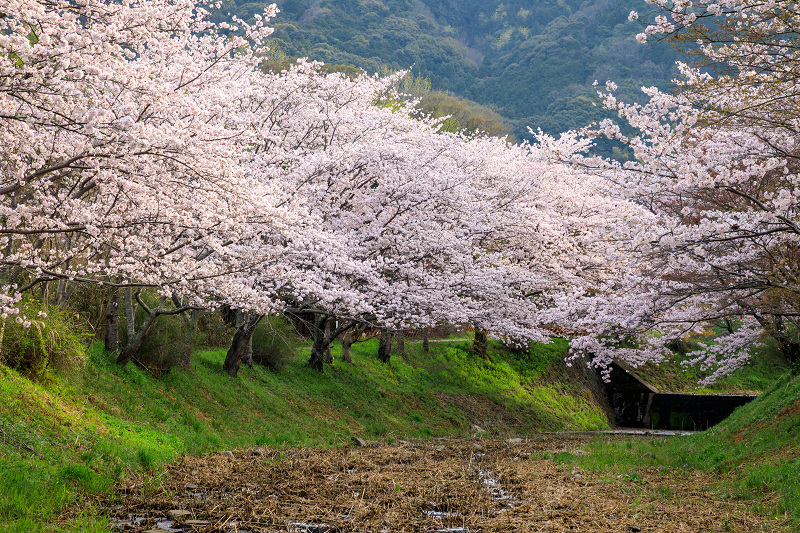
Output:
[549, 372, 800, 529]
[0, 335, 607, 532]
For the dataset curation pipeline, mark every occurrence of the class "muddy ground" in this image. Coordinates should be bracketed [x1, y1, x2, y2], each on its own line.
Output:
[109, 435, 786, 533]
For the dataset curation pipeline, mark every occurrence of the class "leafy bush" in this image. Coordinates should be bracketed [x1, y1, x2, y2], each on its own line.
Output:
[0, 299, 88, 379]
[65, 283, 111, 341]
[132, 312, 202, 375]
[414, 92, 513, 139]
[196, 309, 234, 348]
[251, 314, 299, 372]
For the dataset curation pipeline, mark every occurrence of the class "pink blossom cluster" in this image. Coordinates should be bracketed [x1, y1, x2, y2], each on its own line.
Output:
[1, 1, 642, 350]
[561, 0, 800, 380]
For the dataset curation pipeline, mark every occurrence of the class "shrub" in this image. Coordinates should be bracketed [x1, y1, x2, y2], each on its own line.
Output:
[132, 312, 202, 375]
[0, 299, 88, 379]
[65, 283, 111, 341]
[196, 308, 234, 348]
[251, 314, 299, 372]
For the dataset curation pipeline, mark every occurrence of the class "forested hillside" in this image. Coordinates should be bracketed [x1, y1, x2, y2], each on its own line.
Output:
[215, 0, 681, 139]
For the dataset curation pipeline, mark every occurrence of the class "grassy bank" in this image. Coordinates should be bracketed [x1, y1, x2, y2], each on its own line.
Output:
[0, 335, 608, 532]
[553, 372, 800, 530]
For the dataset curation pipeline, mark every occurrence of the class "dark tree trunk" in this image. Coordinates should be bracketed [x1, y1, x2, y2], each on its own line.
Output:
[104, 288, 120, 354]
[57, 280, 78, 310]
[124, 287, 136, 342]
[765, 314, 800, 371]
[340, 323, 369, 364]
[378, 329, 393, 364]
[172, 295, 200, 332]
[233, 309, 255, 370]
[308, 339, 326, 371]
[116, 296, 165, 365]
[307, 314, 329, 371]
[303, 314, 359, 371]
[224, 313, 264, 377]
[422, 329, 429, 352]
[39, 280, 49, 304]
[54, 279, 66, 306]
[472, 329, 490, 361]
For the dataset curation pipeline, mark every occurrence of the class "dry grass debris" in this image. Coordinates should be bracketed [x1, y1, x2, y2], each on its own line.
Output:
[111, 436, 786, 532]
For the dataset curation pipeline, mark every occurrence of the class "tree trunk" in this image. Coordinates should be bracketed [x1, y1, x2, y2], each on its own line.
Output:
[117, 292, 198, 366]
[224, 313, 264, 377]
[378, 328, 393, 364]
[116, 296, 166, 365]
[56, 280, 78, 310]
[104, 288, 120, 354]
[171, 297, 200, 369]
[472, 329, 490, 361]
[308, 337, 327, 371]
[422, 329, 429, 352]
[302, 314, 360, 371]
[125, 286, 136, 343]
[340, 323, 370, 364]
[54, 279, 67, 307]
[307, 314, 329, 371]
[172, 294, 200, 332]
[233, 309, 255, 369]
[341, 329, 354, 363]
[767, 314, 800, 371]
[39, 280, 49, 304]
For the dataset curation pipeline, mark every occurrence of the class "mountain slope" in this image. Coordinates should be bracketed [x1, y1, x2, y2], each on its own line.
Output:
[217, 0, 681, 139]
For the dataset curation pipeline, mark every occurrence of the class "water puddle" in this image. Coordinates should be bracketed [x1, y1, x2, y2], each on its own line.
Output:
[112, 514, 146, 529]
[111, 516, 180, 532]
[153, 520, 182, 532]
[476, 469, 519, 513]
[423, 501, 459, 520]
[287, 522, 340, 533]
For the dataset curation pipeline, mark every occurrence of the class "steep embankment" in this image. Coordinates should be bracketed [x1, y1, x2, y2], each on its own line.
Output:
[0, 336, 608, 532]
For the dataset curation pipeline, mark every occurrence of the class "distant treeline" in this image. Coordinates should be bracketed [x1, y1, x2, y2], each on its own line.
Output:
[215, 0, 680, 140]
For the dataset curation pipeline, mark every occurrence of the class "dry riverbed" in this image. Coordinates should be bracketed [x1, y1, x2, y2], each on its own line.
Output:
[108, 435, 782, 532]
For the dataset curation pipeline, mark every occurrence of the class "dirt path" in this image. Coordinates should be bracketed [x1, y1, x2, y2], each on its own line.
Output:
[111, 436, 785, 532]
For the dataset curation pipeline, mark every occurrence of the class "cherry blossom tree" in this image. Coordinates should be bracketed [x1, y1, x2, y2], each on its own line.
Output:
[217, 62, 645, 373]
[2, 0, 645, 378]
[0, 0, 295, 344]
[557, 0, 800, 381]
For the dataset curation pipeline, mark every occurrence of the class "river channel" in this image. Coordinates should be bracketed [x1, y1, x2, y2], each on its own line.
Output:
[108, 435, 776, 533]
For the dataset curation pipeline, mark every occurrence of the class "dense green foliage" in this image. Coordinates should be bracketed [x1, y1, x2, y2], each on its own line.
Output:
[0, 300, 88, 381]
[413, 91, 514, 138]
[216, 0, 680, 140]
